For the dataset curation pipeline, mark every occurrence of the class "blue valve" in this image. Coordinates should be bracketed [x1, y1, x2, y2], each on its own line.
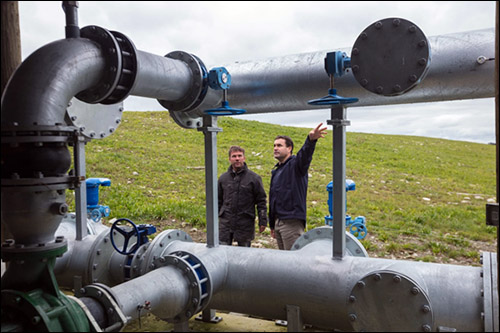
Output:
[110, 218, 157, 255]
[308, 51, 358, 106]
[204, 100, 246, 116]
[325, 180, 368, 239]
[308, 88, 359, 106]
[86, 178, 111, 222]
[325, 51, 350, 78]
[208, 67, 231, 90]
[204, 67, 246, 116]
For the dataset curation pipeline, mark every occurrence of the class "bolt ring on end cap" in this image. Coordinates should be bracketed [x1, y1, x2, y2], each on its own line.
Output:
[347, 270, 433, 332]
[350, 17, 431, 96]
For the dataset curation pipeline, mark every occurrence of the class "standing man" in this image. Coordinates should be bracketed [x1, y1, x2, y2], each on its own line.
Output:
[269, 123, 328, 250]
[218, 145, 268, 247]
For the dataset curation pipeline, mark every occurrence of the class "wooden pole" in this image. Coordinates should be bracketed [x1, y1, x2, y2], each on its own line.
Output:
[1, 1, 21, 246]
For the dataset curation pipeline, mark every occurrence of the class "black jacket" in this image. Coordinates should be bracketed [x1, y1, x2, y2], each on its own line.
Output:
[218, 163, 268, 241]
[269, 136, 317, 230]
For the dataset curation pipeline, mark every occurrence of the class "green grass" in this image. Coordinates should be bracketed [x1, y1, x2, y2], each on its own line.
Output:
[69, 111, 497, 264]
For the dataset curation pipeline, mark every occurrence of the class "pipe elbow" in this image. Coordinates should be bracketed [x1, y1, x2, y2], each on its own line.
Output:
[1, 38, 107, 128]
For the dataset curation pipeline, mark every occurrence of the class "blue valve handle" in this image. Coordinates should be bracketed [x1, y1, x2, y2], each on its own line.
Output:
[349, 222, 367, 240]
[204, 100, 246, 116]
[308, 88, 359, 106]
[110, 218, 140, 255]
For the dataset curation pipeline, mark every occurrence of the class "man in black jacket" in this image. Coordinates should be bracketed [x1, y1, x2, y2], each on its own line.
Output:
[218, 145, 268, 247]
[269, 123, 327, 250]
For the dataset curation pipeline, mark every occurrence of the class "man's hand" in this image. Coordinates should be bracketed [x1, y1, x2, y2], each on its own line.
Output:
[259, 225, 266, 233]
[270, 229, 275, 239]
[309, 123, 328, 141]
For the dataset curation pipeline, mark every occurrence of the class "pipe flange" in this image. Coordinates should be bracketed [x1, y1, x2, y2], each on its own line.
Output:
[347, 270, 433, 332]
[76, 25, 122, 104]
[1, 237, 67, 262]
[168, 111, 203, 130]
[291, 226, 368, 257]
[1, 125, 76, 143]
[159, 51, 208, 112]
[1, 176, 77, 191]
[159, 52, 209, 129]
[135, 229, 193, 277]
[351, 17, 431, 96]
[154, 251, 212, 323]
[66, 97, 124, 140]
[101, 30, 138, 105]
[75, 283, 127, 331]
[86, 230, 125, 286]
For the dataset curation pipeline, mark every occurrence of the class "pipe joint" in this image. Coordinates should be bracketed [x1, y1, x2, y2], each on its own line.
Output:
[152, 251, 212, 323]
[76, 26, 138, 105]
[75, 283, 128, 331]
[158, 51, 209, 129]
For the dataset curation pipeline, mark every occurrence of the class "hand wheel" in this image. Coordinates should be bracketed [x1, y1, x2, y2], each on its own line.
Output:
[110, 218, 140, 255]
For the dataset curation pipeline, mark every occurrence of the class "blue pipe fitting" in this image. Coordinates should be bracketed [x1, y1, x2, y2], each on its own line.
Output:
[308, 88, 359, 106]
[325, 180, 368, 239]
[325, 51, 350, 78]
[86, 178, 111, 222]
[204, 67, 246, 116]
[208, 67, 231, 90]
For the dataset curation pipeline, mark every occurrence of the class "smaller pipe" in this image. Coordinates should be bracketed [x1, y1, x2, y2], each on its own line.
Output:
[331, 105, 347, 259]
[62, 1, 80, 39]
[111, 265, 190, 322]
[129, 50, 193, 102]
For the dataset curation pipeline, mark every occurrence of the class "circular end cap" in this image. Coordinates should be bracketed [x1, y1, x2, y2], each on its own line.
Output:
[351, 18, 430, 96]
[347, 270, 433, 331]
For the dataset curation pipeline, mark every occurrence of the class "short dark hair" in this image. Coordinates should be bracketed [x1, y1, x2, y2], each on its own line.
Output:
[274, 135, 294, 154]
[228, 145, 245, 157]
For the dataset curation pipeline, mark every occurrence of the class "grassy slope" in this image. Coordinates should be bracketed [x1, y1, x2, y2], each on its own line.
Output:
[76, 111, 497, 264]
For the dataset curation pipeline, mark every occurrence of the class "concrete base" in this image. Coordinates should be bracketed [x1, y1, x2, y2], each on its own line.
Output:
[123, 311, 325, 332]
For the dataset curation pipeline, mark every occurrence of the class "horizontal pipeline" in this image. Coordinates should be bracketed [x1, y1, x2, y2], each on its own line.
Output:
[184, 28, 495, 117]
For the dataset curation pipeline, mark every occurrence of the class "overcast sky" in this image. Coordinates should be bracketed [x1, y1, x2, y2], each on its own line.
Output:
[18, 1, 497, 143]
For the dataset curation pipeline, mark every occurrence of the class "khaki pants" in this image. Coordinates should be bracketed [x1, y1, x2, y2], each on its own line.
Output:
[275, 219, 304, 250]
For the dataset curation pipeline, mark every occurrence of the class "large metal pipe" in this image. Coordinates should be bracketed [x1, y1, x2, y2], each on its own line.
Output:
[1, 38, 106, 127]
[129, 50, 193, 101]
[106, 238, 484, 332]
[181, 28, 495, 119]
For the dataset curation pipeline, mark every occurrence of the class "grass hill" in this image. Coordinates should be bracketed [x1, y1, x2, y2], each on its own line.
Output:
[73, 111, 497, 265]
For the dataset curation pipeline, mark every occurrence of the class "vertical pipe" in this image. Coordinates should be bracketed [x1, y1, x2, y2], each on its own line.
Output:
[62, 1, 80, 39]
[200, 115, 220, 247]
[74, 137, 87, 241]
[330, 106, 347, 259]
[494, 0, 499, 306]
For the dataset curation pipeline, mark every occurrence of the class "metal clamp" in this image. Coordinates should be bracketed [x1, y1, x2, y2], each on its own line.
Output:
[75, 283, 128, 332]
[159, 51, 209, 112]
[154, 251, 212, 323]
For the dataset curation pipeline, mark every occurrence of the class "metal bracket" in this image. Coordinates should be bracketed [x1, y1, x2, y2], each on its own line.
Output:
[486, 203, 499, 227]
[327, 119, 351, 127]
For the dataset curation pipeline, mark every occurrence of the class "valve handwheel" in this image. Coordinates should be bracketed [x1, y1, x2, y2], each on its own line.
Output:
[110, 218, 140, 255]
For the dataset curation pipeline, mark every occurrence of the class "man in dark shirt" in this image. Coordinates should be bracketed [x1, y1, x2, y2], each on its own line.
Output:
[218, 145, 268, 247]
[269, 123, 327, 250]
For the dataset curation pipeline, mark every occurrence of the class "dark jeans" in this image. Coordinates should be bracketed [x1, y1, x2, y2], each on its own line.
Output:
[220, 232, 251, 247]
